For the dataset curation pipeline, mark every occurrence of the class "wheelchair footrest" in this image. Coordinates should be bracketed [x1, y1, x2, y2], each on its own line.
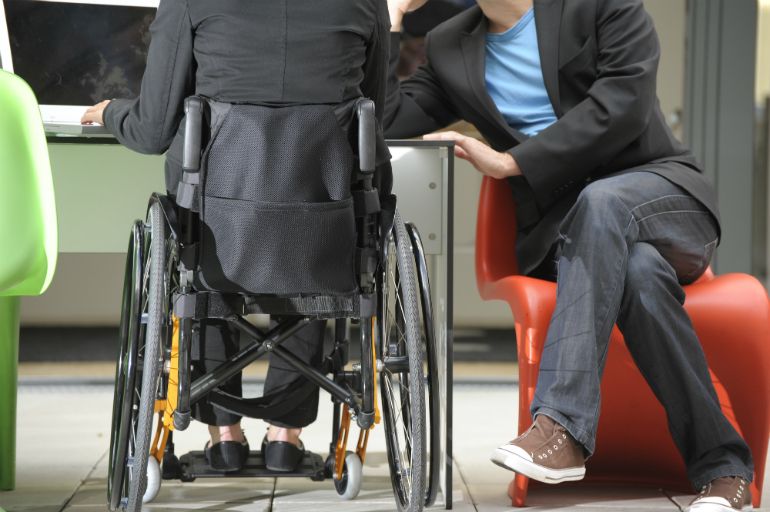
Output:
[170, 450, 327, 482]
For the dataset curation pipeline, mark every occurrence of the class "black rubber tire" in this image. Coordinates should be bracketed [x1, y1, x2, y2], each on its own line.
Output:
[379, 211, 426, 512]
[108, 202, 166, 512]
[125, 201, 166, 512]
[108, 221, 144, 512]
[405, 222, 441, 508]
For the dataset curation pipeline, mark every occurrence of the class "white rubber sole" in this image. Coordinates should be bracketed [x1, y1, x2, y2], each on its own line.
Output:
[490, 445, 586, 484]
[688, 499, 752, 512]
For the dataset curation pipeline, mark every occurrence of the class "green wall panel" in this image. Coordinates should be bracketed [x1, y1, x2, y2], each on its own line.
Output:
[48, 143, 165, 253]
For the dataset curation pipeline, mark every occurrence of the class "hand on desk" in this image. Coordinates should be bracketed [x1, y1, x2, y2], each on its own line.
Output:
[423, 131, 522, 179]
[81, 100, 111, 126]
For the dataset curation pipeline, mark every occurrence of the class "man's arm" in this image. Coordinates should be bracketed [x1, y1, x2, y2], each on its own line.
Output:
[102, 0, 195, 155]
[510, 0, 660, 209]
[383, 1, 459, 138]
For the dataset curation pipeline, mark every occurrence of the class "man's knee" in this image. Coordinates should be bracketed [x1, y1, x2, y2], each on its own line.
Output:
[567, 179, 637, 231]
[560, 180, 633, 240]
[575, 179, 624, 210]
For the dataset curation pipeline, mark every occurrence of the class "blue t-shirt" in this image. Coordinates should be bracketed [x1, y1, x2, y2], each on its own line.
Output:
[485, 8, 556, 137]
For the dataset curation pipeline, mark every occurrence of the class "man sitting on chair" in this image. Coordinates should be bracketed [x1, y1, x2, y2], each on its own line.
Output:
[383, 0, 754, 510]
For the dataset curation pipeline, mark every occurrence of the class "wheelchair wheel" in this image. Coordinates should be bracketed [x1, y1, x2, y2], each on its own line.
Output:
[379, 211, 426, 512]
[108, 201, 167, 512]
[108, 220, 143, 511]
[405, 223, 441, 508]
[333, 451, 363, 500]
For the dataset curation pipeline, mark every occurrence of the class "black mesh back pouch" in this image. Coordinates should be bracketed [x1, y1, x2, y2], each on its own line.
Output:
[197, 102, 358, 296]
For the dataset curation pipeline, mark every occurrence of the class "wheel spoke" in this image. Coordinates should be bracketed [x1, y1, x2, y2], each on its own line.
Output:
[384, 373, 412, 500]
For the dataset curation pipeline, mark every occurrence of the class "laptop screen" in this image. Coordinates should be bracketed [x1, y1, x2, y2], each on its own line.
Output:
[0, 0, 156, 106]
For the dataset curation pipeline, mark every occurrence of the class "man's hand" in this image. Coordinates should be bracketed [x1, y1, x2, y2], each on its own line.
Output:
[81, 100, 111, 125]
[387, 0, 429, 31]
[423, 131, 522, 179]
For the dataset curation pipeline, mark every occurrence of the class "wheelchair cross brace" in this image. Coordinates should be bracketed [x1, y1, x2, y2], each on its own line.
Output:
[171, 314, 375, 432]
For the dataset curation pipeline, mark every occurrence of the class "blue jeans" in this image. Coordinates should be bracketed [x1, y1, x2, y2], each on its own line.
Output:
[530, 171, 754, 489]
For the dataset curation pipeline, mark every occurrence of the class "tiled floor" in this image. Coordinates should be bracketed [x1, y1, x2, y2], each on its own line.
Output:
[1, 367, 768, 512]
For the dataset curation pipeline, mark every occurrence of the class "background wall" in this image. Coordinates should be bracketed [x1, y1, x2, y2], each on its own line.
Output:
[21, 0, 692, 328]
[757, 1, 770, 104]
[759, 0, 770, 283]
[684, 0, 759, 275]
[644, 0, 687, 140]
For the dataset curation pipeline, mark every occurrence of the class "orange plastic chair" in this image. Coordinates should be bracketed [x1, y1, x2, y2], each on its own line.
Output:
[475, 176, 770, 507]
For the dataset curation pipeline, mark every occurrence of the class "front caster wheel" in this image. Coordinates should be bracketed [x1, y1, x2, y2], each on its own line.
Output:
[142, 457, 161, 504]
[334, 451, 363, 500]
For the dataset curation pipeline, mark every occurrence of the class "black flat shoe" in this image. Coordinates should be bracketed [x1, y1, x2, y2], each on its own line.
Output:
[204, 440, 250, 472]
[262, 436, 304, 472]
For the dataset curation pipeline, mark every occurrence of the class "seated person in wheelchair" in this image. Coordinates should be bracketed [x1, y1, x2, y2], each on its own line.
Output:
[82, 0, 391, 474]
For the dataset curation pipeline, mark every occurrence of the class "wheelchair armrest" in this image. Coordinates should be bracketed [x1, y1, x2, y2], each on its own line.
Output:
[356, 98, 375, 174]
[183, 96, 206, 172]
[176, 96, 208, 211]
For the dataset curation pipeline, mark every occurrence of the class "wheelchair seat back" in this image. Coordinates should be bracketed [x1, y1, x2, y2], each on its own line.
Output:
[189, 99, 361, 296]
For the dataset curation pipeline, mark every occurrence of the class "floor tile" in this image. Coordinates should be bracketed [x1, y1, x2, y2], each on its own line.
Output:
[452, 383, 520, 511]
[521, 486, 683, 510]
[6, 373, 770, 512]
[0, 506, 60, 512]
[67, 480, 273, 511]
[1, 386, 112, 511]
[270, 450, 394, 511]
[448, 461, 477, 512]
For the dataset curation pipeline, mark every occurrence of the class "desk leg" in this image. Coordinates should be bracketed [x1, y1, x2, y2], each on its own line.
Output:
[0, 296, 20, 491]
[429, 252, 453, 509]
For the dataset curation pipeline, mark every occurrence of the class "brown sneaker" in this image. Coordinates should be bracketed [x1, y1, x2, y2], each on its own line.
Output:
[490, 414, 586, 484]
[688, 477, 752, 511]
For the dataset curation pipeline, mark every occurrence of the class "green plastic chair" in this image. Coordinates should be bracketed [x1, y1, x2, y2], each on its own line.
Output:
[0, 70, 57, 491]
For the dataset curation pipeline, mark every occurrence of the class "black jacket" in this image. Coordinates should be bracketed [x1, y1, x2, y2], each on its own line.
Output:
[384, 0, 719, 275]
[104, 0, 391, 194]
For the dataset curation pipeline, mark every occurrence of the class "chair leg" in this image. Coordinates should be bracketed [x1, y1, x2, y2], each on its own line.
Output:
[0, 296, 20, 491]
[509, 473, 530, 507]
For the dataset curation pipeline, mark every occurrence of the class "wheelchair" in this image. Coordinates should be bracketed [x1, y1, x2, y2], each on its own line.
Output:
[107, 97, 442, 512]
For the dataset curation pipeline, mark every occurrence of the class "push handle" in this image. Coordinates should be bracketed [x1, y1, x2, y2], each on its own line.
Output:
[183, 96, 205, 172]
[356, 99, 376, 174]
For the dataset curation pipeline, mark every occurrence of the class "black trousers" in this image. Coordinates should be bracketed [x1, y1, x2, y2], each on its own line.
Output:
[191, 318, 326, 428]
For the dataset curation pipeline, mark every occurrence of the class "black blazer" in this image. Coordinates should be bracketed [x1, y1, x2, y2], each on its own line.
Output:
[384, 0, 720, 275]
[104, 0, 391, 194]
